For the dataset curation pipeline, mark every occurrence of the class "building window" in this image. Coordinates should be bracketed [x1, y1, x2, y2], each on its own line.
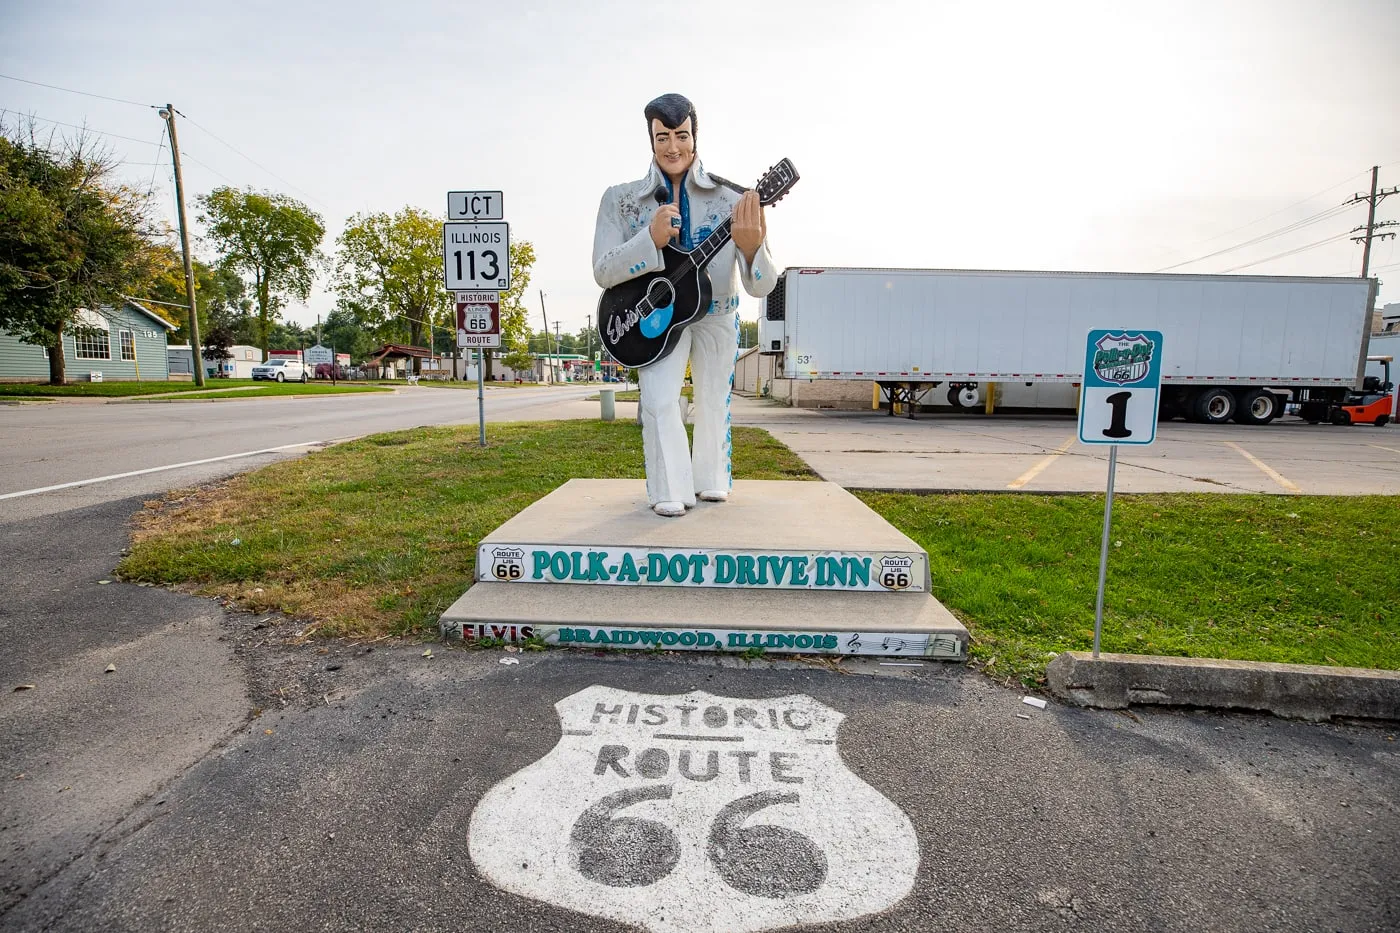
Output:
[120, 330, 136, 361]
[74, 328, 111, 359]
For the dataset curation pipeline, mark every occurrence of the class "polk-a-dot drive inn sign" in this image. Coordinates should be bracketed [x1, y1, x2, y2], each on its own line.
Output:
[469, 687, 918, 933]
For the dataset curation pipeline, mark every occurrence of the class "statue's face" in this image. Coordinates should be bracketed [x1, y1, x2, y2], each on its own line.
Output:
[651, 117, 694, 180]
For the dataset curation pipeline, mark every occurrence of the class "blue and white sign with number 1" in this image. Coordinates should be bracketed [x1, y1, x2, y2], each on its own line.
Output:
[1078, 329, 1165, 446]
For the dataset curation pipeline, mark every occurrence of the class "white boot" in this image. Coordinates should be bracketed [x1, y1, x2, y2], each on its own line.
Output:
[653, 501, 686, 518]
[698, 490, 729, 502]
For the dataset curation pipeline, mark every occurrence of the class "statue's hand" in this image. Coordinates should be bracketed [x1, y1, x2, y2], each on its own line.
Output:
[731, 190, 765, 263]
[650, 204, 681, 249]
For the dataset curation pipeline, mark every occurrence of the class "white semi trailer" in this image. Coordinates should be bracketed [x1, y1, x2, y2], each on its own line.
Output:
[759, 268, 1376, 424]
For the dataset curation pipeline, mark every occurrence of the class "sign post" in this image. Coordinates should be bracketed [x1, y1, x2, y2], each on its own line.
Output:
[445, 190, 510, 448]
[1077, 329, 1164, 657]
[455, 291, 502, 448]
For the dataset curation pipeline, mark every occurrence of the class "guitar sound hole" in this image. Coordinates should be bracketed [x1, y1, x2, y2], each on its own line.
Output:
[644, 278, 675, 313]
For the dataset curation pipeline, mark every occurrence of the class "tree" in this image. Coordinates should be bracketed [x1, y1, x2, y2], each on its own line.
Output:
[321, 306, 375, 362]
[490, 240, 536, 380]
[266, 320, 314, 351]
[333, 208, 451, 376]
[197, 186, 324, 361]
[0, 125, 159, 384]
[739, 318, 758, 349]
[136, 245, 253, 346]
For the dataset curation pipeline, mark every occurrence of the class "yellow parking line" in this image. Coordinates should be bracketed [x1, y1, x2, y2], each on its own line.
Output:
[1007, 437, 1076, 489]
[1225, 442, 1301, 493]
[1368, 443, 1400, 455]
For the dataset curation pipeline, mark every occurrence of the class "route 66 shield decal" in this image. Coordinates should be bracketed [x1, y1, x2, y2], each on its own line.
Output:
[468, 686, 919, 933]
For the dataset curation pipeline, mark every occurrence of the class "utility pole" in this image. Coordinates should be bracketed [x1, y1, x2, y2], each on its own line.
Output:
[539, 289, 553, 383]
[586, 313, 593, 381]
[158, 105, 205, 386]
[1348, 166, 1399, 279]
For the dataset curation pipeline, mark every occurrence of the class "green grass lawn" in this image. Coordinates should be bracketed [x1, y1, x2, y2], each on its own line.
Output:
[118, 419, 1398, 681]
[0, 380, 218, 397]
[119, 421, 813, 638]
[858, 491, 1399, 683]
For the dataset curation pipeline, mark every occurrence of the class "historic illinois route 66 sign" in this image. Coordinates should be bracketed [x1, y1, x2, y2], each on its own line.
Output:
[469, 686, 919, 933]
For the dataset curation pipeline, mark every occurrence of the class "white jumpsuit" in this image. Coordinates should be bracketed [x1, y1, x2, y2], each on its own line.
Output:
[592, 160, 778, 506]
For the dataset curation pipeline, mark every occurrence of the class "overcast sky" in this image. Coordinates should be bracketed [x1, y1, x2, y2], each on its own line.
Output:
[3, 0, 1398, 334]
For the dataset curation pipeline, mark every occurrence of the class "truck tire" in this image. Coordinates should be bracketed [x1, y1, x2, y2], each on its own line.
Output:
[1233, 389, 1280, 425]
[276, 372, 285, 383]
[948, 385, 978, 409]
[1330, 409, 1352, 426]
[1192, 388, 1235, 424]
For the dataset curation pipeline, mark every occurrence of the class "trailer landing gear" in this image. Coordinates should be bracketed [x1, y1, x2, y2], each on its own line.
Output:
[878, 382, 936, 419]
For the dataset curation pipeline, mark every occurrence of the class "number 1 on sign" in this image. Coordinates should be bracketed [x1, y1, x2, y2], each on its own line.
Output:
[1103, 391, 1132, 439]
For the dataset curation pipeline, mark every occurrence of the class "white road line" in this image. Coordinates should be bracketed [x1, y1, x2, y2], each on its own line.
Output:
[0, 441, 325, 501]
[1225, 442, 1301, 493]
[1368, 443, 1400, 455]
[1007, 436, 1076, 489]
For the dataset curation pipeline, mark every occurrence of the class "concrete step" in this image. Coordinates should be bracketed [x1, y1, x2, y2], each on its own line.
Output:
[439, 581, 968, 660]
[475, 479, 929, 593]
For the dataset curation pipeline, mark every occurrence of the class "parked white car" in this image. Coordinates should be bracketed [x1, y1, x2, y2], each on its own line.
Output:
[251, 358, 308, 382]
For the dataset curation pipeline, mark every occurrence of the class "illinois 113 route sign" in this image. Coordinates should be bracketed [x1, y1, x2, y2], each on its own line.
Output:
[469, 686, 918, 933]
[1078, 329, 1164, 446]
[443, 221, 510, 290]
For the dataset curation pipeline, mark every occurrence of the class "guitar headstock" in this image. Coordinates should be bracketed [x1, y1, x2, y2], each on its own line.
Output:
[755, 158, 799, 207]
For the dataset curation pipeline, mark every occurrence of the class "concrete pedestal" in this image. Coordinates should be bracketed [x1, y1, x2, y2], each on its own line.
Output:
[439, 479, 967, 659]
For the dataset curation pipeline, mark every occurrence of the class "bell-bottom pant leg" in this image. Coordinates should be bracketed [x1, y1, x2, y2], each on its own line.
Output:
[638, 325, 695, 506]
[688, 311, 738, 495]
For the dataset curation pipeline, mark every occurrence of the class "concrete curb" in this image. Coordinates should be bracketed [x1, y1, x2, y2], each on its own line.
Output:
[1046, 651, 1400, 722]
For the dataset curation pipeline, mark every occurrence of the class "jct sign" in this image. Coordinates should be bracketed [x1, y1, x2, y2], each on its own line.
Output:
[469, 686, 918, 933]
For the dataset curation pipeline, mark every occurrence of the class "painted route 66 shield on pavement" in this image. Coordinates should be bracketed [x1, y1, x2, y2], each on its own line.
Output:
[469, 686, 919, 933]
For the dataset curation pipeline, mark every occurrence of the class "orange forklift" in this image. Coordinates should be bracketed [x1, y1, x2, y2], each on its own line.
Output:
[1305, 355, 1396, 426]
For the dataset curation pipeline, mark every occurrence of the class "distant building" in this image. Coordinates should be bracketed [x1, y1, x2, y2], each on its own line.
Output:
[1380, 302, 1400, 334]
[1, 300, 177, 382]
[169, 343, 263, 379]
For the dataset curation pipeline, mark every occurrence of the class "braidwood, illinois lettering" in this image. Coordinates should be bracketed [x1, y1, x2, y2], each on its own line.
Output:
[480, 544, 925, 592]
[442, 622, 965, 658]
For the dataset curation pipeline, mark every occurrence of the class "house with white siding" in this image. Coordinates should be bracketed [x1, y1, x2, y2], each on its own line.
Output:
[0, 300, 178, 382]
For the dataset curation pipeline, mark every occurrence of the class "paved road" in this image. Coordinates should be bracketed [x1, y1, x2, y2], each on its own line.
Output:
[732, 397, 1400, 494]
[0, 385, 601, 521]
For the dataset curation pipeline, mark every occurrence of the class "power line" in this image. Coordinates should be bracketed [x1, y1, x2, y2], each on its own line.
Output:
[1155, 201, 1354, 272]
[1156, 169, 1370, 266]
[0, 107, 163, 147]
[173, 109, 329, 211]
[1218, 231, 1354, 273]
[0, 72, 155, 109]
[146, 123, 168, 199]
[174, 147, 238, 186]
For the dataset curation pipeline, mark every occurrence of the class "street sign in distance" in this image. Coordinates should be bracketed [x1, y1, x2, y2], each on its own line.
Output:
[303, 345, 334, 366]
[444, 222, 510, 291]
[447, 190, 504, 220]
[1078, 329, 1165, 446]
[458, 293, 502, 349]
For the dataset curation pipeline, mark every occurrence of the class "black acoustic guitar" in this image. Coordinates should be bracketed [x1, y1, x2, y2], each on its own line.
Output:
[598, 159, 799, 368]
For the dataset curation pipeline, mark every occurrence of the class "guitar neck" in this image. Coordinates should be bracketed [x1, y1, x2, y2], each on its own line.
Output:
[672, 217, 734, 278]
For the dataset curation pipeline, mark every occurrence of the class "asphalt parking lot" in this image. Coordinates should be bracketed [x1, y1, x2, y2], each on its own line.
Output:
[733, 397, 1400, 495]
